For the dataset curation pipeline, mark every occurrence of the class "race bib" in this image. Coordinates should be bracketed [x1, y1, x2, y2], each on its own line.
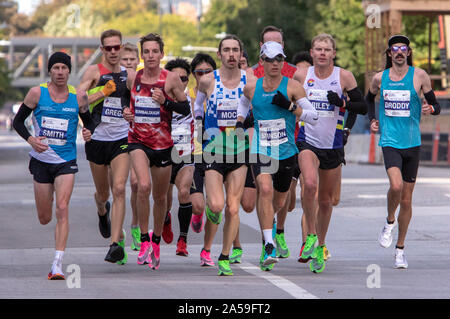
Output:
[217, 99, 238, 127]
[134, 96, 161, 124]
[172, 123, 192, 155]
[308, 89, 334, 117]
[101, 97, 125, 123]
[40, 116, 69, 146]
[259, 118, 288, 147]
[383, 90, 411, 117]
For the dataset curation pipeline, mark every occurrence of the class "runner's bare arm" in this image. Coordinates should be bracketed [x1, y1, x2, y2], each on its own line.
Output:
[77, 65, 104, 105]
[417, 68, 441, 115]
[366, 71, 383, 121]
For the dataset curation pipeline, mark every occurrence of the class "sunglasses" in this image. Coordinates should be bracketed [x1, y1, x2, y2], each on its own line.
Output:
[103, 45, 122, 52]
[390, 45, 408, 53]
[179, 76, 189, 82]
[263, 55, 284, 63]
[193, 69, 213, 76]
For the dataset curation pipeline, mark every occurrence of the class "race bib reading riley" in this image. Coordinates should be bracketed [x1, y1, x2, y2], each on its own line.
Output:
[308, 89, 334, 117]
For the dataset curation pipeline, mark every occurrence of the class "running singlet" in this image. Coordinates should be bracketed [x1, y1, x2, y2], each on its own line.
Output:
[251, 76, 297, 160]
[204, 69, 248, 155]
[88, 64, 129, 141]
[171, 93, 194, 157]
[379, 66, 422, 149]
[297, 66, 345, 149]
[128, 69, 174, 150]
[30, 83, 79, 163]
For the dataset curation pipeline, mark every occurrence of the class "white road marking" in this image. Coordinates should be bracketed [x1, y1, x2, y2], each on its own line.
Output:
[342, 178, 450, 185]
[357, 194, 386, 199]
[238, 262, 319, 299]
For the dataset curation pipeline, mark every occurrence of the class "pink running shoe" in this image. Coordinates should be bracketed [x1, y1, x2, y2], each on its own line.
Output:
[191, 212, 205, 233]
[200, 248, 215, 267]
[162, 212, 173, 244]
[137, 240, 151, 265]
[149, 232, 160, 270]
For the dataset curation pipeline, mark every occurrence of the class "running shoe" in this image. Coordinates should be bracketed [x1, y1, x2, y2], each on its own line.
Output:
[117, 229, 128, 265]
[137, 240, 151, 265]
[275, 232, 290, 258]
[217, 259, 233, 276]
[130, 226, 141, 251]
[298, 242, 311, 263]
[48, 264, 65, 280]
[104, 243, 125, 263]
[200, 249, 215, 267]
[378, 220, 396, 248]
[162, 212, 174, 244]
[205, 207, 222, 225]
[149, 232, 160, 270]
[262, 243, 278, 267]
[229, 247, 243, 264]
[300, 234, 317, 260]
[394, 248, 408, 269]
[176, 237, 188, 257]
[323, 245, 331, 261]
[259, 243, 274, 271]
[310, 245, 326, 274]
[98, 201, 111, 238]
[191, 212, 205, 233]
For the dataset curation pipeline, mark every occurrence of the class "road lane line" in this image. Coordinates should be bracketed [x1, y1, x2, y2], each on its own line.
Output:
[238, 262, 318, 299]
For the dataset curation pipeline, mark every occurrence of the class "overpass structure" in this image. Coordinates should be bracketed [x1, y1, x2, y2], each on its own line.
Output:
[2, 37, 140, 88]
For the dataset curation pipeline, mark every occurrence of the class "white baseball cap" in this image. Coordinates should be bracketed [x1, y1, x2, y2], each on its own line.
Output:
[260, 41, 286, 59]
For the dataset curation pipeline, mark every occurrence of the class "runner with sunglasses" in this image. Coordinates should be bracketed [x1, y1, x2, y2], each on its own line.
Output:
[295, 33, 367, 274]
[188, 53, 218, 267]
[122, 33, 190, 270]
[366, 34, 440, 269]
[161, 58, 195, 257]
[237, 41, 319, 271]
[77, 29, 131, 265]
[194, 35, 249, 276]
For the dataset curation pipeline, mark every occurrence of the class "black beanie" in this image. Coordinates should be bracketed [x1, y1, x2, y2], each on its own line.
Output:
[48, 52, 72, 73]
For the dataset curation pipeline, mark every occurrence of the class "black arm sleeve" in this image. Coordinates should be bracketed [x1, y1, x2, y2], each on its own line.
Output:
[164, 99, 191, 116]
[344, 111, 357, 130]
[12, 103, 33, 141]
[424, 90, 441, 115]
[345, 87, 367, 115]
[79, 110, 95, 132]
[365, 90, 377, 121]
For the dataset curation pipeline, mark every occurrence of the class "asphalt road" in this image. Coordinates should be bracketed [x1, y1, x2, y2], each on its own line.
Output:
[1, 130, 450, 303]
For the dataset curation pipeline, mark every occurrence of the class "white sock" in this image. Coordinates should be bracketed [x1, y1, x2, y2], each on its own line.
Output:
[262, 229, 274, 246]
[52, 250, 64, 273]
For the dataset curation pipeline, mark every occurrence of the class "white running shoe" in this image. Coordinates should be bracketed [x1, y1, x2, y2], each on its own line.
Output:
[394, 248, 408, 269]
[378, 221, 396, 248]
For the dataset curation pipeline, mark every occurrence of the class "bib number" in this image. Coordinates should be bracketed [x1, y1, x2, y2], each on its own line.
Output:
[40, 116, 69, 146]
[134, 96, 161, 124]
[172, 123, 192, 155]
[383, 90, 411, 117]
[259, 118, 288, 147]
[101, 97, 125, 123]
[217, 99, 238, 127]
[308, 89, 334, 117]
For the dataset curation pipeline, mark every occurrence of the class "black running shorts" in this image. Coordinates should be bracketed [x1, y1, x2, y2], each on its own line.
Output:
[29, 157, 78, 184]
[382, 146, 421, 183]
[85, 137, 128, 166]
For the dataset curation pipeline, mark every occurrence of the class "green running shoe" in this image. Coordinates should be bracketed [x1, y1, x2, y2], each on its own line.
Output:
[130, 226, 141, 251]
[259, 243, 274, 271]
[217, 259, 233, 276]
[230, 247, 243, 264]
[310, 245, 326, 274]
[275, 232, 290, 258]
[206, 206, 222, 225]
[301, 234, 317, 260]
[117, 229, 128, 265]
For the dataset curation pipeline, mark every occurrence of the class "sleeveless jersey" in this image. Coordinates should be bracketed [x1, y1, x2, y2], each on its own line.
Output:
[379, 66, 422, 149]
[297, 66, 345, 149]
[251, 76, 297, 160]
[30, 83, 79, 163]
[128, 69, 174, 150]
[203, 69, 248, 155]
[88, 64, 129, 141]
[171, 92, 194, 157]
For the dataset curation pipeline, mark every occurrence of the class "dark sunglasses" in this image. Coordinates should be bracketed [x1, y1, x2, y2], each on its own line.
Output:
[263, 55, 284, 63]
[179, 76, 189, 82]
[390, 45, 408, 53]
[193, 69, 213, 76]
[103, 45, 122, 52]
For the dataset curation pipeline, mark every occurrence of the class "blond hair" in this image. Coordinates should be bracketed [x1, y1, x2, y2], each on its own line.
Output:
[311, 33, 336, 50]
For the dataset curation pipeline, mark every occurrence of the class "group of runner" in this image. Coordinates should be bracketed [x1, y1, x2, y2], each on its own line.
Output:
[13, 26, 440, 279]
